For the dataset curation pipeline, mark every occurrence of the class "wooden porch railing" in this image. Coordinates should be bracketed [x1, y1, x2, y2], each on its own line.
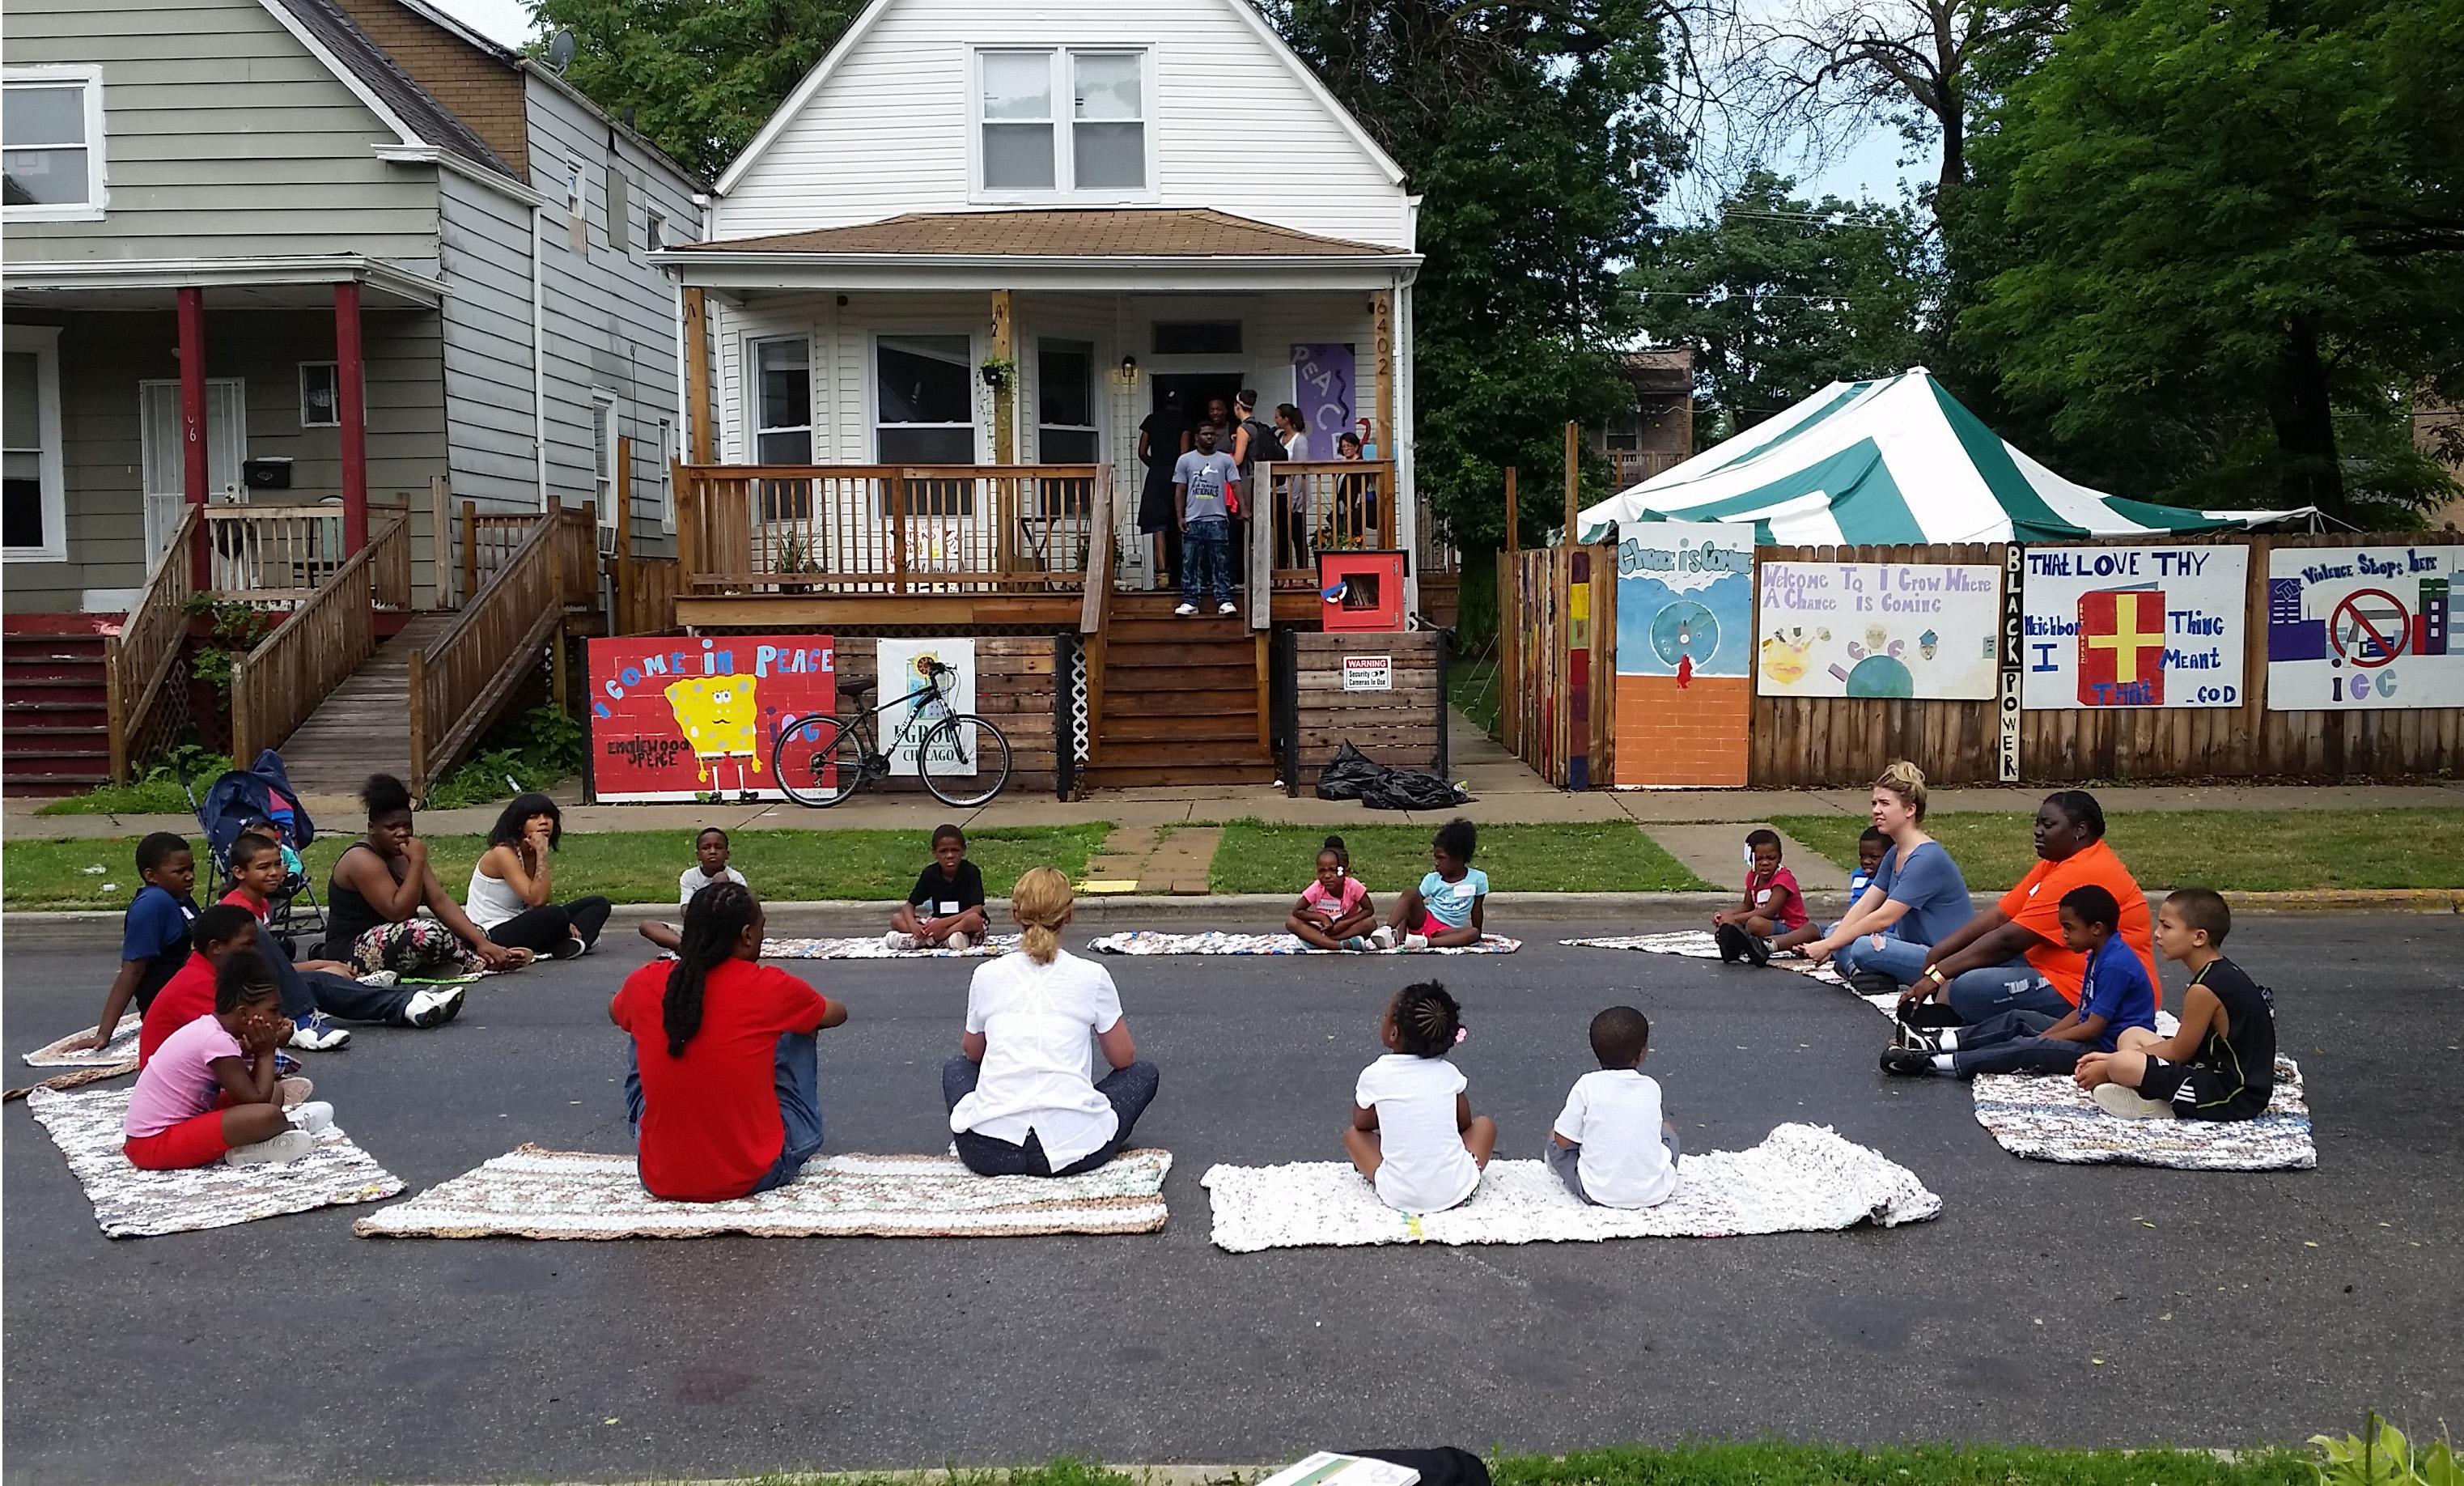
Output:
[1078, 472, 1116, 769]
[201, 503, 416, 607]
[228, 517, 408, 765]
[1609, 448, 1684, 490]
[676, 464, 1106, 593]
[410, 499, 595, 798]
[461, 502, 542, 599]
[1259, 460, 1397, 587]
[104, 503, 201, 783]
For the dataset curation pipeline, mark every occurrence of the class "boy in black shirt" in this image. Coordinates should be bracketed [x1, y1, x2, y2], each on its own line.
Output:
[885, 823, 989, 950]
[2074, 887, 2277, 1121]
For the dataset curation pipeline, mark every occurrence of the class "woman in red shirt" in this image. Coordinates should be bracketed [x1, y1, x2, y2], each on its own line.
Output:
[1901, 790, 2158, 1027]
[611, 882, 848, 1202]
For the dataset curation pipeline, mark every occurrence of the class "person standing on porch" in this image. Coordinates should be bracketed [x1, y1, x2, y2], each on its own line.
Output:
[1173, 423, 1240, 617]
[1274, 402, 1312, 570]
[1137, 389, 1192, 592]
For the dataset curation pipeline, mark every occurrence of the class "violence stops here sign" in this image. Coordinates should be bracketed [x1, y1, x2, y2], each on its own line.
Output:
[2020, 546, 2250, 710]
[587, 636, 836, 801]
[2265, 545, 2460, 711]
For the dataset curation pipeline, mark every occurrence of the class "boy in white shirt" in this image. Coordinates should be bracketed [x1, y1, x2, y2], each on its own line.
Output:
[1546, 1005, 1679, 1208]
[638, 826, 749, 951]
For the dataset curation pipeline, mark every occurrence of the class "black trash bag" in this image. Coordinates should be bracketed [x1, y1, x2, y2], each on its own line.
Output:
[1347, 1449, 1491, 1486]
[1315, 740, 1383, 800]
[1359, 767, 1465, 812]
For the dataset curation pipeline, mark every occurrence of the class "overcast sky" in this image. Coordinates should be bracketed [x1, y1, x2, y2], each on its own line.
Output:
[426, 0, 1931, 205]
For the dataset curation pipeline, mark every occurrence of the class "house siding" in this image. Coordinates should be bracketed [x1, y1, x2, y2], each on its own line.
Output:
[325, 0, 528, 175]
[715, 0, 1406, 248]
[2, 0, 440, 265]
[436, 164, 545, 517]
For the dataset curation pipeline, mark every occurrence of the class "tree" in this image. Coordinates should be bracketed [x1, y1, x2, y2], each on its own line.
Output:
[527, 0, 863, 180]
[1959, 0, 2464, 516]
[1629, 170, 1936, 442]
[1270, 0, 1685, 550]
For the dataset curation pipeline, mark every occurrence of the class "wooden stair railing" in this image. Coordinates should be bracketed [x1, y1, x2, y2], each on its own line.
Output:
[409, 498, 590, 800]
[1078, 470, 1115, 770]
[228, 516, 409, 765]
[104, 503, 202, 783]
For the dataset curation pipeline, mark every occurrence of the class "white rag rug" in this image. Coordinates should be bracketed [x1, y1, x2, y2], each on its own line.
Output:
[1088, 931, 1521, 956]
[25, 1087, 405, 1239]
[1972, 1057, 2315, 1170]
[23, 1013, 142, 1068]
[758, 935, 1017, 960]
[355, 1145, 1173, 1239]
[1200, 1123, 1938, 1251]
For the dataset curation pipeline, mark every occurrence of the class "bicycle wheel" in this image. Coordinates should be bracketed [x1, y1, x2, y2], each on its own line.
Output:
[918, 712, 1011, 808]
[771, 711, 865, 808]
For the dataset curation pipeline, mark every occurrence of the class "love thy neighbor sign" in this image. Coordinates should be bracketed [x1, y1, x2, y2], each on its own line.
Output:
[2021, 546, 2249, 710]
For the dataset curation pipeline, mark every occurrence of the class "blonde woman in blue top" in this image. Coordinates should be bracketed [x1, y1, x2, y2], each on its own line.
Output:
[1370, 817, 1486, 950]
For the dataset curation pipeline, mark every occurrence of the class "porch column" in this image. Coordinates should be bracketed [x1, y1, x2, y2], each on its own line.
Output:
[334, 281, 370, 554]
[178, 287, 210, 589]
[990, 289, 1015, 463]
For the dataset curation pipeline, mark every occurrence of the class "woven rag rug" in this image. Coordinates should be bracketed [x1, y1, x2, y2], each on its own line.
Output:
[22, 1013, 142, 1068]
[26, 1086, 404, 1238]
[355, 1145, 1173, 1239]
[1088, 931, 1521, 957]
[1973, 1056, 2314, 1170]
[757, 935, 1017, 960]
[1201, 1123, 1938, 1251]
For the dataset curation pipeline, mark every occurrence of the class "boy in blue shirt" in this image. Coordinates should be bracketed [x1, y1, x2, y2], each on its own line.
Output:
[72, 832, 200, 1052]
[1881, 884, 2154, 1078]
[1775, 826, 1887, 957]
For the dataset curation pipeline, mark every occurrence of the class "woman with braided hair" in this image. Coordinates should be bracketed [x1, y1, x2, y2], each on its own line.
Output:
[944, 868, 1160, 1178]
[1346, 980, 1497, 1214]
[610, 881, 847, 1201]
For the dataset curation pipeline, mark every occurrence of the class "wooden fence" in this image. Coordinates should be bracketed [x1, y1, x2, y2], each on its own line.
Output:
[1281, 630, 1445, 792]
[1501, 544, 1615, 788]
[228, 517, 407, 765]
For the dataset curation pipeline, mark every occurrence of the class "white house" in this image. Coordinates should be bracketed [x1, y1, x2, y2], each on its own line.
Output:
[657, 0, 1426, 601]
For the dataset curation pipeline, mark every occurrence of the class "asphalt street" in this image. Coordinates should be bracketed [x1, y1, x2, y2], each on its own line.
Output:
[4, 912, 2459, 1484]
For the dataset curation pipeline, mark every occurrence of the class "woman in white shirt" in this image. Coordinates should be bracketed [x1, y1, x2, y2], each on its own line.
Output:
[944, 868, 1159, 1176]
[466, 793, 613, 960]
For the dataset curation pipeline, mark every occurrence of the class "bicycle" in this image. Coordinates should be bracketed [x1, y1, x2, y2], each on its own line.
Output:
[770, 660, 1014, 809]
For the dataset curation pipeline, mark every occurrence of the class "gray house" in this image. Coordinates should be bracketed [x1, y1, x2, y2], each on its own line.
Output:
[2, 0, 701, 788]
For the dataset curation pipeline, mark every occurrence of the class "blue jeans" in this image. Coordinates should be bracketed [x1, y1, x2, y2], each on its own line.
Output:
[1945, 960, 2069, 1022]
[1834, 931, 1933, 987]
[1949, 1008, 2089, 1077]
[941, 1055, 1160, 1177]
[1181, 518, 1231, 606]
[627, 1031, 824, 1196]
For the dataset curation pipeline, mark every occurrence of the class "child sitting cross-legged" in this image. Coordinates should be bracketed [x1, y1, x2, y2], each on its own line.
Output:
[1346, 981, 1497, 1214]
[1774, 826, 1885, 957]
[1371, 817, 1486, 950]
[221, 833, 465, 1042]
[1881, 884, 2155, 1080]
[139, 904, 266, 1066]
[1546, 1005, 1680, 1208]
[1287, 834, 1377, 950]
[885, 824, 989, 951]
[640, 826, 749, 952]
[2074, 888, 2277, 1122]
[121, 949, 331, 1170]
[1712, 828, 1806, 966]
[73, 832, 200, 1054]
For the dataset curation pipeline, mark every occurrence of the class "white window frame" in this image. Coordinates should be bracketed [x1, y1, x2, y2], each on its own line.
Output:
[590, 390, 621, 530]
[1035, 338, 1101, 466]
[869, 331, 978, 467]
[969, 47, 1156, 204]
[298, 361, 340, 428]
[3, 325, 68, 561]
[3, 66, 108, 223]
[658, 417, 676, 532]
[749, 335, 815, 521]
[646, 209, 666, 254]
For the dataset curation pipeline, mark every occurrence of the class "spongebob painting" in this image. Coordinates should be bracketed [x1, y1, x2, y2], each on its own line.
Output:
[665, 674, 764, 795]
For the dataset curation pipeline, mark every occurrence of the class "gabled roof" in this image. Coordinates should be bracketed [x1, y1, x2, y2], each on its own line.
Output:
[257, 0, 514, 179]
[671, 209, 1410, 260]
[713, 0, 1407, 197]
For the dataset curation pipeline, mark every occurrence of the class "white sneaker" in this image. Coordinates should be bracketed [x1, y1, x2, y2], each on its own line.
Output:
[287, 1012, 350, 1051]
[1369, 925, 1397, 950]
[2093, 1082, 2178, 1120]
[1404, 933, 1431, 951]
[286, 1101, 335, 1136]
[1218, 601, 1239, 616]
[356, 969, 399, 987]
[403, 984, 466, 1029]
[883, 931, 920, 951]
[1173, 603, 1198, 617]
[224, 1130, 316, 1167]
[944, 932, 972, 952]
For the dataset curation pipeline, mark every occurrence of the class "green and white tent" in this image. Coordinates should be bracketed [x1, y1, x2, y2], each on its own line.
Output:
[1576, 369, 2318, 546]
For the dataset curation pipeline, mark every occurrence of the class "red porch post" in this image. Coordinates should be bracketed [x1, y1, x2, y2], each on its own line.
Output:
[334, 281, 369, 554]
[177, 287, 210, 588]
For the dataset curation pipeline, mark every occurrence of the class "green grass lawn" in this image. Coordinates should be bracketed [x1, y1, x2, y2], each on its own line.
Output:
[1774, 807, 2464, 893]
[1206, 820, 1710, 895]
[2, 825, 1111, 913]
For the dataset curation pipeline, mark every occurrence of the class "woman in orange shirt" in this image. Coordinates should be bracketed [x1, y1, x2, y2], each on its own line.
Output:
[1899, 790, 2159, 1026]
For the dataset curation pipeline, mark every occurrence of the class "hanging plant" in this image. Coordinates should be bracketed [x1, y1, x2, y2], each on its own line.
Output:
[979, 356, 1016, 390]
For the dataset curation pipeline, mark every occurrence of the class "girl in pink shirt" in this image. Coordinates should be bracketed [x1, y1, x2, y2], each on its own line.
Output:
[122, 950, 326, 1170]
[1287, 835, 1379, 950]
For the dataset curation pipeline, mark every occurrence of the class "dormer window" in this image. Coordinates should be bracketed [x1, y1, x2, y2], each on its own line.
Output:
[975, 49, 1148, 197]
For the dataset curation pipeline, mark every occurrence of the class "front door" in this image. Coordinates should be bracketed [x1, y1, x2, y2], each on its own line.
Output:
[138, 379, 244, 571]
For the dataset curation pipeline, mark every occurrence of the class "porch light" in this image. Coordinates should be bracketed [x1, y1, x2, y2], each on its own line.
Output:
[1115, 355, 1138, 384]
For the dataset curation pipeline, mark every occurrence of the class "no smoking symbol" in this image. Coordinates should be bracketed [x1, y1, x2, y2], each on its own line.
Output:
[2329, 588, 2411, 669]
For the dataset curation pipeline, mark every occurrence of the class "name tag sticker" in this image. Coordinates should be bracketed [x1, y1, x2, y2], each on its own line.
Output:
[939, 901, 960, 915]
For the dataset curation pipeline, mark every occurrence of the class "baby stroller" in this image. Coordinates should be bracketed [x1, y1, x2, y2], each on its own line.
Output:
[184, 749, 327, 951]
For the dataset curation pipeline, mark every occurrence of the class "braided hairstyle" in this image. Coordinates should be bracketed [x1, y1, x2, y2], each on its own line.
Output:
[1388, 979, 1463, 1057]
[665, 879, 757, 1058]
[2043, 788, 2107, 840]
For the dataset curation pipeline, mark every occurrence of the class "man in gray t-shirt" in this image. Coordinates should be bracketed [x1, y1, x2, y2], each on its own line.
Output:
[1171, 423, 1240, 614]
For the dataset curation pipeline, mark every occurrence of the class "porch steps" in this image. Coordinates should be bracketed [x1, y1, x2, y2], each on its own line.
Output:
[1080, 595, 1275, 790]
[2, 625, 115, 796]
[274, 613, 458, 796]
